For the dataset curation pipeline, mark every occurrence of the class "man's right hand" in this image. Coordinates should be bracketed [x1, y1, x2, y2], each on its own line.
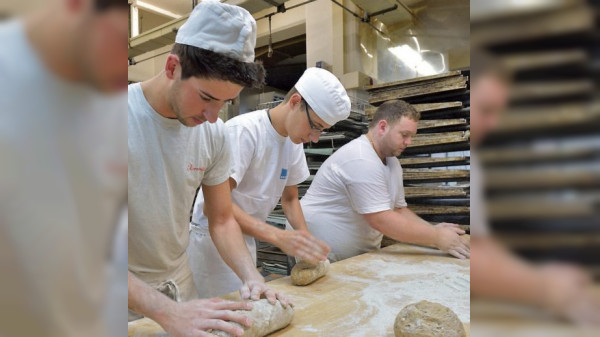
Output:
[434, 223, 470, 259]
[157, 298, 253, 337]
[540, 263, 600, 326]
[275, 229, 330, 264]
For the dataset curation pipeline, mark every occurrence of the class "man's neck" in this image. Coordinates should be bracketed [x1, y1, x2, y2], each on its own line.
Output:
[366, 131, 386, 164]
[267, 104, 288, 137]
[140, 75, 177, 119]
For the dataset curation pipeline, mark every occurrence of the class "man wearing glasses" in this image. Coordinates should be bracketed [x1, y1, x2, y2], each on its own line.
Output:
[188, 67, 351, 298]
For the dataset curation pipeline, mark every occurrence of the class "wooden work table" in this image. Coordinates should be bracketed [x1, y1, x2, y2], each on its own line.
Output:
[471, 286, 600, 337]
[129, 243, 470, 336]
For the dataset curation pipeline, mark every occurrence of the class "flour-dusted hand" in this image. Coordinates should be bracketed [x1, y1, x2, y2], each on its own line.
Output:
[158, 298, 253, 337]
[239, 279, 292, 308]
[434, 223, 470, 259]
[275, 229, 330, 264]
[540, 263, 600, 326]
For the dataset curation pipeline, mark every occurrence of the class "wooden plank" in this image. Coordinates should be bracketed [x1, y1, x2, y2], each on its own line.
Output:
[497, 233, 600, 249]
[364, 71, 463, 91]
[404, 169, 470, 183]
[509, 80, 595, 102]
[368, 75, 467, 97]
[471, 5, 594, 46]
[128, 243, 470, 337]
[488, 199, 596, 220]
[485, 169, 600, 190]
[411, 131, 470, 148]
[412, 102, 464, 112]
[365, 102, 464, 120]
[492, 102, 600, 133]
[368, 76, 467, 101]
[400, 156, 470, 168]
[368, 77, 468, 105]
[410, 205, 471, 215]
[480, 147, 598, 166]
[403, 143, 470, 156]
[418, 119, 468, 131]
[405, 186, 469, 199]
[501, 49, 587, 71]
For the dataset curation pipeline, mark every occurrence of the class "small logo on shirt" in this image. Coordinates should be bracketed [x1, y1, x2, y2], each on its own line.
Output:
[188, 163, 206, 172]
[280, 168, 288, 179]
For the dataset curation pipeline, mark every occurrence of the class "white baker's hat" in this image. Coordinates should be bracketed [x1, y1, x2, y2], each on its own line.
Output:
[295, 68, 351, 126]
[175, 0, 257, 63]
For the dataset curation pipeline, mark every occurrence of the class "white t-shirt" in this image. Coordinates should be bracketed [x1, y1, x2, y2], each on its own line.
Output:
[128, 83, 232, 295]
[192, 109, 309, 230]
[469, 152, 490, 237]
[300, 135, 407, 261]
[0, 20, 127, 337]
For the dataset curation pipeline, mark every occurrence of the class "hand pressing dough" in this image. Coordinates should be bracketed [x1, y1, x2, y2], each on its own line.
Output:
[291, 259, 330, 286]
[394, 300, 466, 337]
[212, 299, 293, 337]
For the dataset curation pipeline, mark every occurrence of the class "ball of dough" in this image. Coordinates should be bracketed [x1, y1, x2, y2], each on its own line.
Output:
[394, 300, 466, 337]
[211, 299, 293, 337]
[291, 259, 330, 286]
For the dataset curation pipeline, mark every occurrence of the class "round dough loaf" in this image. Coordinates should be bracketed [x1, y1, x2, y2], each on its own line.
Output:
[394, 300, 466, 337]
[291, 259, 330, 286]
[211, 299, 293, 337]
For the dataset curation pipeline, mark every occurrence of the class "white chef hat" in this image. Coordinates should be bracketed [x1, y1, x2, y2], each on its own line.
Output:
[175, 0, 257, 63]
[295, 68, 351, 126]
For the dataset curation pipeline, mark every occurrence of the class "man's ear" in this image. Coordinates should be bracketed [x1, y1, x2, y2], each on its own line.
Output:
[165, 54, 180, 80]
[377, 119, 388, 135]
[289, 93, 303, 109]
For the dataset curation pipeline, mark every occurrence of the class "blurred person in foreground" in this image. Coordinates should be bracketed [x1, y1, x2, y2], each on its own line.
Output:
[127, 2, 289, 336]
[470, 49, 600, 326]
[0, 0, 128, 336]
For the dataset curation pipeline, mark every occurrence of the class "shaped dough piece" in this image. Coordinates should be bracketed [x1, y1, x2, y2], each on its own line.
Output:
[291, 259, 330, 286]
[394, 300, 466, 337]
[212, 299, 293, 337]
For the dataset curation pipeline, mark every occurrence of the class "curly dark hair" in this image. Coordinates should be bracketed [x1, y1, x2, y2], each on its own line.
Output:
[171, 43, 266, 89]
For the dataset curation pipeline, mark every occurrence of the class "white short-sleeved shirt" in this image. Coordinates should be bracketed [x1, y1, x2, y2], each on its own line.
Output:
[469, 152, 490, 237]
[0, 20, 127, 337]
[300, 135, 407, 261]
[128, 83, 232, 289]
[192, 109, 309, 229]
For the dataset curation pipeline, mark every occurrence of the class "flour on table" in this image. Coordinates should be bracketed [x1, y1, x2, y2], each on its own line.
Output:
[296, 257, 469, 336]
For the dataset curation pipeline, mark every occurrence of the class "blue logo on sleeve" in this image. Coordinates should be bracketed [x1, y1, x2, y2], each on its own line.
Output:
[280, 168, 288, 179]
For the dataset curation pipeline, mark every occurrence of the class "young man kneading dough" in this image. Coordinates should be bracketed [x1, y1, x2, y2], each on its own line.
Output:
[188, 67, 351, 297]
[128, 3, 288, 336]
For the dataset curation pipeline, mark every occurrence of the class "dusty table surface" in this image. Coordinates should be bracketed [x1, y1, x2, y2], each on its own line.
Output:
[470, 285, 600, 337]
[129, 242, 470, 336]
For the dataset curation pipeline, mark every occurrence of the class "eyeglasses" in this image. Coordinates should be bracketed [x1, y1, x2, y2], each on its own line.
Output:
[304, 101, 326, 134]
